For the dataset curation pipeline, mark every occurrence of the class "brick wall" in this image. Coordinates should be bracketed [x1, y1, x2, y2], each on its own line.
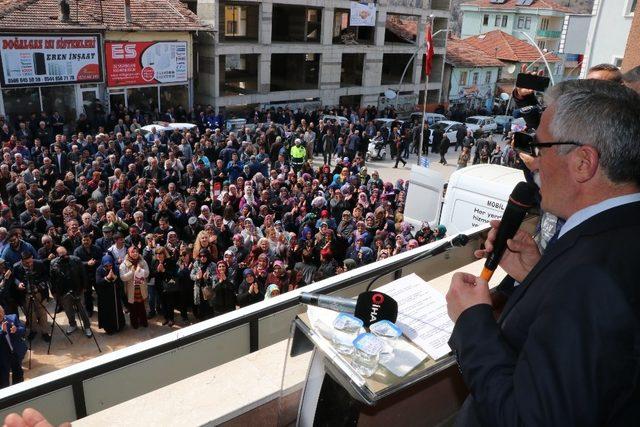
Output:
[622, 10, 640, 72]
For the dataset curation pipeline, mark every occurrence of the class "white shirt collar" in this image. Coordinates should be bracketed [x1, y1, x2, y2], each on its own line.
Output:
[559, 193, 640, 238]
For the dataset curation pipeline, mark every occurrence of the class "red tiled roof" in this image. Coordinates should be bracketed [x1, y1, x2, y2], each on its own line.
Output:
[463, 30, 560, 63]
[0, 0, 209, 32]
[461, 0, 574, 13]
[385, 15, 419, 42]
[446, 37, 505, 67]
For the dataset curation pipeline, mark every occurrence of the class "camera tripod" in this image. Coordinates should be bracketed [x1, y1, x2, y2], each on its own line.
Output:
[21, 290, 72, 369]
[47, 292, 101, 355]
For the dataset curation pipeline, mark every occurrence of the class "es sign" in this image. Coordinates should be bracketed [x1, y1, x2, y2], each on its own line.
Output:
[105, 41, 187, 87]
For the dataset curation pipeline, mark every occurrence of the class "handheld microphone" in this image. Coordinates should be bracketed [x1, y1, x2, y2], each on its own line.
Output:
[480, 181, 537, 281]
[300, 291, 398, 327]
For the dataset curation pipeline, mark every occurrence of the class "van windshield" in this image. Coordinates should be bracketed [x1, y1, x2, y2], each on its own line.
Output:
[466, 118, 480, 125]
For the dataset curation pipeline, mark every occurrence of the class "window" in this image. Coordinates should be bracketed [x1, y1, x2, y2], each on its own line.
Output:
[540, 18, 549, 31]
[272, 5, 322, 42]
[537, 40, 547, 50]
[341, 53, 365, 87]
[627, 0, 637, 14]
[159, 85, 189, 112]
[459, 71, 468, 86]
[220, 3, 259, 41]
[502, 15, 508, 27]
[517, 17, 525, 29]
[472, 72, 479, 85]
[525, 17, 532, 29]
[485, 71, 492, 84]
[613, 57, 624, 68]
[495, 15, 501, 26]
[333, 9, 374, 44]
[1, 88, 40, 122]
[40, 85, 76, 121]
[483, 14, 489, 25]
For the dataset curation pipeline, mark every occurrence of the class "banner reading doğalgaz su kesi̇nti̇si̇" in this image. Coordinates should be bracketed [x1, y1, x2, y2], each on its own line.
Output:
[105, 41, 187, 87]
[0, 34, 102, 88]
[349, 2, 376, 26]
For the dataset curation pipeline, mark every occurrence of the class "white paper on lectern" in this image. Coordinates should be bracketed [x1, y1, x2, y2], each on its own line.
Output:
[376, 273, 454, 360]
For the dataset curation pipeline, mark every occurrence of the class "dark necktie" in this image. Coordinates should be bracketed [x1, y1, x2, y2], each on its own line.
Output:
[547, 218, 566, 249]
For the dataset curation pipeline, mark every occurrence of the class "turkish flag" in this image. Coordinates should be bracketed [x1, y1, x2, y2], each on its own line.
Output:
[424, 24, 434, 77]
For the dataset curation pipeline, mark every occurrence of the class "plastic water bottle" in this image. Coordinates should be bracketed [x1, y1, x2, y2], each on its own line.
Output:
[352, 333, 384, 377]
[331, 313, 363, 355]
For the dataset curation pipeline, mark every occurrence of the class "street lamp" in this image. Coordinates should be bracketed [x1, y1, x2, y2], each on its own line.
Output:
[394, 28, 449, 110]
[517, 30, 556, 86]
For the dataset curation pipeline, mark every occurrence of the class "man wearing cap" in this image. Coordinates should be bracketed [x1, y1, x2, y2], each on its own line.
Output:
[95, 225, 114, 254]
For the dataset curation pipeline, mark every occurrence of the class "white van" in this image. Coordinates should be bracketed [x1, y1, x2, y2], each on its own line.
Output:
[403, 164, 526, 235]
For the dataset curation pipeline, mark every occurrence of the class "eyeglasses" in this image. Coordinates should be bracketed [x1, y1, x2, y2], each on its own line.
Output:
[529, 136, 583, 157]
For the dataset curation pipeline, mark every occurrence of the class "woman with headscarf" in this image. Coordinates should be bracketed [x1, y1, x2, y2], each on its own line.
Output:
[264, 284, 281, 300]
[190, 249, 215, 319]
[151, 246, 179, 327]
[356, 191, 370, 211]
[433, 224, 447, 241]
[265, 260, 291, 293]
[119, 246, 150, 329]
[240, 218, 262, 250]
[237, 268, 264, 307]
[95, 255, 125, 335]
[176, 246, 194, 321]
[336, 210, 355, 240]
[210, 261, 236, 316]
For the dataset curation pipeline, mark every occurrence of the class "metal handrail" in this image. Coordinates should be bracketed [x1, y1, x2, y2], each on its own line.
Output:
[0, 227, 488, 419]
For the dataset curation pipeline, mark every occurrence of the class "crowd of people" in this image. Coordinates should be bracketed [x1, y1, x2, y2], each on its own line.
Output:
[0, 102, 456, 388]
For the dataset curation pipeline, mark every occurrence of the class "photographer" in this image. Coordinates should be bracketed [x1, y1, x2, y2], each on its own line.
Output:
[12, 252, 50, 342]
[49, 247, 92, 337]
[0, 304, 26, 389]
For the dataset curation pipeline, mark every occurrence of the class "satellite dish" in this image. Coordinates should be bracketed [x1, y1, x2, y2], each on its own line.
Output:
[384, 89, 397, 100]
[507, 64, 517, 74]
[500, 92, 510, 101]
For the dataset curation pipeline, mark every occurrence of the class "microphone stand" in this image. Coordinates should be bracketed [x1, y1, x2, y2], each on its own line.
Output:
[365, 234, 469, 292]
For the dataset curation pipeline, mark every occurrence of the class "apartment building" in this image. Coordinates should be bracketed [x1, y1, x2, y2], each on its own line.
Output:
[192, 0, 451, 114]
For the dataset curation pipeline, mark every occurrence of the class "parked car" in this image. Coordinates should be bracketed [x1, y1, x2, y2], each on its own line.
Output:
[140, 122, 198, 136]
[320, 115, 350, 127]
[465, 116, 497, 134]
[373, 118, 404, 131]
[429, 120, 464, 143]
[410, 112, 446, 126]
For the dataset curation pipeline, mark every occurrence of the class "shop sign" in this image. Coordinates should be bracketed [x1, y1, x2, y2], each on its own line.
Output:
[105, 41, 187, 87]
[0, 34, 102, 88]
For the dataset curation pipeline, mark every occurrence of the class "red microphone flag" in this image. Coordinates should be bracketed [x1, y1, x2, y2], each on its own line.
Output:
[424, 24, 434, 77]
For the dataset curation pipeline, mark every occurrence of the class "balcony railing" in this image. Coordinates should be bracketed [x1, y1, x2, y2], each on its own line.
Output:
[536, 29, 562, 38]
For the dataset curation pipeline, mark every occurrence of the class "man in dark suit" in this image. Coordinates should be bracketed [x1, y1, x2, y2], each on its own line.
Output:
[446, 80, 640, 426]
[52, 144, 68, 177]
[0, 304, 27, 388]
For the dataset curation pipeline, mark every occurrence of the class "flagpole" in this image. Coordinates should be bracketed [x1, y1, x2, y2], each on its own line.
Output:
[417, 74, 430, 165]
[417, 16, 433, 166]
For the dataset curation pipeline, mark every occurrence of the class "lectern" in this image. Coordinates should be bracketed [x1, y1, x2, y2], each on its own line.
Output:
[284, 314, 468, 426]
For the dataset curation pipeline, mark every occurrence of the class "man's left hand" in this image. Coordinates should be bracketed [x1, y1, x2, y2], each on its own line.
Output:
[446, 272, 491, 322]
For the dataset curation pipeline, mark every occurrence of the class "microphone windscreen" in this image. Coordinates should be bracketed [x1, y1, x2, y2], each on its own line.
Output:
[484, 181, 537, 272]
[354, 291, 398, 327]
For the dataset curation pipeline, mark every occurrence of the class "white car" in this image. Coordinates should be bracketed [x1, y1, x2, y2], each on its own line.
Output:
[410, 112, 446, 126]
[140, 122, 197, 135]
[320, 115, 350, 127]
[429, 120, 464, 143]
[465, 116, 497, 134]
